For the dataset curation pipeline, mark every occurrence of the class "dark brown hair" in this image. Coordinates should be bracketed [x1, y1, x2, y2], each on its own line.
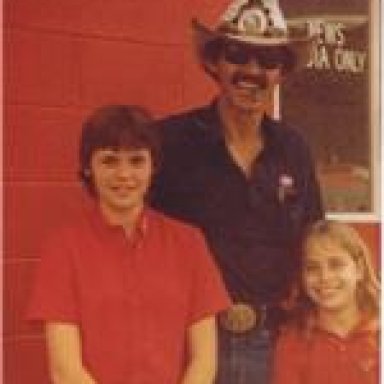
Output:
[79, 104, 160, 195]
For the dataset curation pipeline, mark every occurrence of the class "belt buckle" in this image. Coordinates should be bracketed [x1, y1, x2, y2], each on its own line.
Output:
[219, 303, 265, 334]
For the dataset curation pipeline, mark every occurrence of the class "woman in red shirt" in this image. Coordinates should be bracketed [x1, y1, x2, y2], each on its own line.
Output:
[28, 105, 231, 384]
[272, 220, 379, 384]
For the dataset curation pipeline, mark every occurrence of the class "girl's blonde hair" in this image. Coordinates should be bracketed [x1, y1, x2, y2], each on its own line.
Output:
[292, 219, 380, 328]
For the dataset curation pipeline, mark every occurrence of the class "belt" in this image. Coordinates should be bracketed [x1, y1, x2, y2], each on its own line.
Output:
[219, 302, 267, 334]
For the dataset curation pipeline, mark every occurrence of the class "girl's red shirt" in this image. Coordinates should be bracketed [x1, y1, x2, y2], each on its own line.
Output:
[272, 316, 379, 384]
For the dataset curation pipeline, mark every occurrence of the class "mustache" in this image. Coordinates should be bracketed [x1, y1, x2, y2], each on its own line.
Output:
[232, 73, 268, 89]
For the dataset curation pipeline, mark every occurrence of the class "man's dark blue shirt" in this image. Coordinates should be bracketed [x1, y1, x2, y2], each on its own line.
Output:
[151, 101, 323, 307]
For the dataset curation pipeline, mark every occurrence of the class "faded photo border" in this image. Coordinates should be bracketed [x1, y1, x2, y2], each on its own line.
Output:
[279, 0, 381, 221]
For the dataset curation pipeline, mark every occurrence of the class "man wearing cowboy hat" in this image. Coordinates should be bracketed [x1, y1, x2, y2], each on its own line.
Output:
[151, 0, 324, 383]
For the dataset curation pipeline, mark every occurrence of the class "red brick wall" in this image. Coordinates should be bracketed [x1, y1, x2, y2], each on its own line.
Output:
[3, 1, 380, 383]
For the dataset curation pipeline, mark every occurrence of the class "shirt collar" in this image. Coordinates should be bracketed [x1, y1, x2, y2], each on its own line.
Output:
[197, 99, 282, 151]
[84, 198, 150, 243]
[128, 209, 148, 244]
[309, 310, 379, 338]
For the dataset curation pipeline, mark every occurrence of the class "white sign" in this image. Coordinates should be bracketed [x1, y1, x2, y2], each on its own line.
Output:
[306, 19, 367, 73]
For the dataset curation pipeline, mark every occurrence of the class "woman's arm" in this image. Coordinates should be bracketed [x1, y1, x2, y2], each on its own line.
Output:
[181, 316, 218, 384]
[45, 323, 98, 384]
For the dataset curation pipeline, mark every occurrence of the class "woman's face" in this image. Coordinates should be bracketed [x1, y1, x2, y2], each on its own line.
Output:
[302, 237, 363, 314]
[90, 147, 153, 217]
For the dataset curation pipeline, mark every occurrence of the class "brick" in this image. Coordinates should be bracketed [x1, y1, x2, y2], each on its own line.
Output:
[4, 29, 79, 106]
[180, 45, 217, 110]
[5, 0, 191, 44]
[4, 0, 83, 32]
[4, 105, 84, 182]
[78, 40, 185, 115]
[4, 181, 86, 259]
[4, 260, 43, 337]
[4, 337, 50, 384]
[77, 0, 187, 44]
[187, 0, 229, 28]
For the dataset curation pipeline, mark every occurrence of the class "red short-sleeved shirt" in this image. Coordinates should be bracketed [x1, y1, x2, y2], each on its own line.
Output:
[28, 204, 231, 384]
[272, 318, 379, 384]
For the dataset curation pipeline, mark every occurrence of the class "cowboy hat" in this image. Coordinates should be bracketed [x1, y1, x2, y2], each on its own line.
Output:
[192, 0, 312, 72]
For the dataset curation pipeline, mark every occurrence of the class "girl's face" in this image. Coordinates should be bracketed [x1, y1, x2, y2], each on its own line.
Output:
[90, 148, 153, 218]
[302, 236, 363, 314]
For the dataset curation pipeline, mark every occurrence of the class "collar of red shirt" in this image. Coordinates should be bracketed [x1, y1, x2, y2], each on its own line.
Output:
[309, 311, 379, 338]
[84, 199, 150, 245]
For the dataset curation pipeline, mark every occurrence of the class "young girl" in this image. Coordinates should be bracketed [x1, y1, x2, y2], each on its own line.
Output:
[28, 105, 230, 384]
[272, 219, 379, 384]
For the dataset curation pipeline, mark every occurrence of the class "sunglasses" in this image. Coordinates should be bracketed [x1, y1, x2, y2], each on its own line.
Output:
[222, 43, 286, 69]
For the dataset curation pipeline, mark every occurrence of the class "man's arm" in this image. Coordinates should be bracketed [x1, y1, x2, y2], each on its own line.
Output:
[45, 323, 98, 384]
[181, 316, 218, 384]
